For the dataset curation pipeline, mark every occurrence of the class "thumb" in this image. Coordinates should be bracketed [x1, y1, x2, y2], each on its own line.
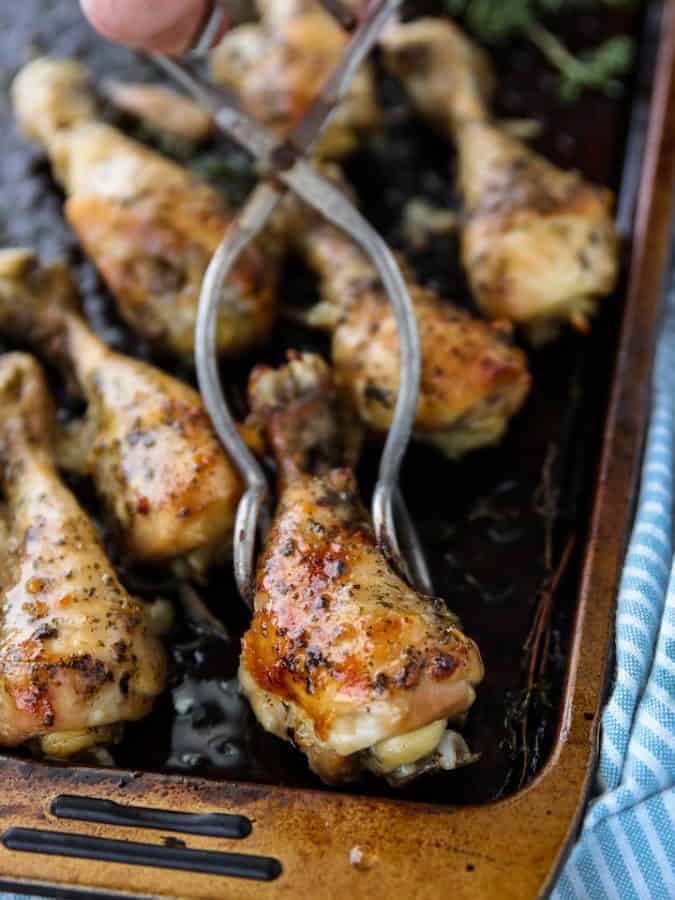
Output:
[80, 0, 228, 55]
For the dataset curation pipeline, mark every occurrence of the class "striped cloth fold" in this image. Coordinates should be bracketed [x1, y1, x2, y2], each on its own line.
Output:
[553, 275, 675, 899]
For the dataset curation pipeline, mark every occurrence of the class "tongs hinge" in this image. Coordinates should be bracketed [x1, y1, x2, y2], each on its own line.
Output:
[153, 0, 433, 603]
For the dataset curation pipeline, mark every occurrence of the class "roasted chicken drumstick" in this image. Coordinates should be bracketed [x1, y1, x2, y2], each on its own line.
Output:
[0, 249, 241, 575]
[100, 79, 215, 144]
[239, 352, 484, 784]
[210, 0, 380, 159]
[382, 18, 619, 343]
[0, 353, 166, 754]
[11, 57, 278, 357]
[284, 203, 531, 457]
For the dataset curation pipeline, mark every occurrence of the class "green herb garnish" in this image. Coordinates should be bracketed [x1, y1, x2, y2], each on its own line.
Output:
[446, 0, 636, 103]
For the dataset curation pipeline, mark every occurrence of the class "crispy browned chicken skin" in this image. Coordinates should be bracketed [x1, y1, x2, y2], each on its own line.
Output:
[210, 0, 380, 159]
[283, 199, 531, 457]
[0, 353, 166, 754]
[0, 249, 242, 574]
[382, 18, 619, 343]
[240, 352, 484, 784]
[100, 80, 215, 144]
[11, 57, 278, 357]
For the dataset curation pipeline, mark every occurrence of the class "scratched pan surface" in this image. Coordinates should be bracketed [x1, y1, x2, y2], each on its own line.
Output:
[0, 0, 650, 821]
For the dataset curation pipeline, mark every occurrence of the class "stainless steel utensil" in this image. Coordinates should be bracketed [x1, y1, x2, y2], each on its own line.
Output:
[153, 0, 432, 604]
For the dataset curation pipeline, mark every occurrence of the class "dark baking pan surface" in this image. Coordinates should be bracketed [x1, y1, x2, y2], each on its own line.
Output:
[0, 0, 650, 808]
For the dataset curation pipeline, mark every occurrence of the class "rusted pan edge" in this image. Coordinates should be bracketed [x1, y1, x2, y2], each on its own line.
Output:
[539, 0, 675, 893]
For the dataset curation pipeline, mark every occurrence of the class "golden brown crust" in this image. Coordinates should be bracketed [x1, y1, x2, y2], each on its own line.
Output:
[0, 252, 242, 570]
[210, 9, 380, 159]
[240, 354, 483, 782]
[12, 58, 279, 357]
[79, 351, 242, 567]
[297, 222, 531, 457]
[101, 80, 215, 143]
[382, 18, 619, 341]
[458, 123, 619, 337]
[243, 472, 481, 742]
[0, 353, 166, 747]
[65, 177, 276, 357]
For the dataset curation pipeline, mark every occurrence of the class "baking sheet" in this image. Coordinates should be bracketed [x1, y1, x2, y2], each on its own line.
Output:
[0, 0, 643, 806]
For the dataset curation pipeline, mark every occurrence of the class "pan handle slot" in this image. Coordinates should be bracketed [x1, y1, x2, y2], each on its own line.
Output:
[3, 828, 282, 882]
[51, 795, 251, 839]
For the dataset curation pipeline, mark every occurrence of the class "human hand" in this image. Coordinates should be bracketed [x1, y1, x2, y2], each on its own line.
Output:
[80, 0, 229, 55]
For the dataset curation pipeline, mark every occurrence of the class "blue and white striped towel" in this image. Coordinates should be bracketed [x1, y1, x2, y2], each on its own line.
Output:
[553, 272, 675, 899]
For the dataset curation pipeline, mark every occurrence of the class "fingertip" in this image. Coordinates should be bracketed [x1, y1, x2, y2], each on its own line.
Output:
[80, 0, 128, 44]
[80, 0, 213, 54]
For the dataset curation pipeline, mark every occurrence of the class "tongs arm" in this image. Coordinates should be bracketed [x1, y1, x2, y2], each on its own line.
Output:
[195, 183, 282, 604]
[152, 0, 433, 602]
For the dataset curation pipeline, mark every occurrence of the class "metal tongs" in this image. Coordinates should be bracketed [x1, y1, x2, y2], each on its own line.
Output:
[153, 0, 433, 604]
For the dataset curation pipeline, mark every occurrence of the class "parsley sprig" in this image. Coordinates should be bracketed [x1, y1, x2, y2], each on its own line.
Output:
[445, 0, 635, 103]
